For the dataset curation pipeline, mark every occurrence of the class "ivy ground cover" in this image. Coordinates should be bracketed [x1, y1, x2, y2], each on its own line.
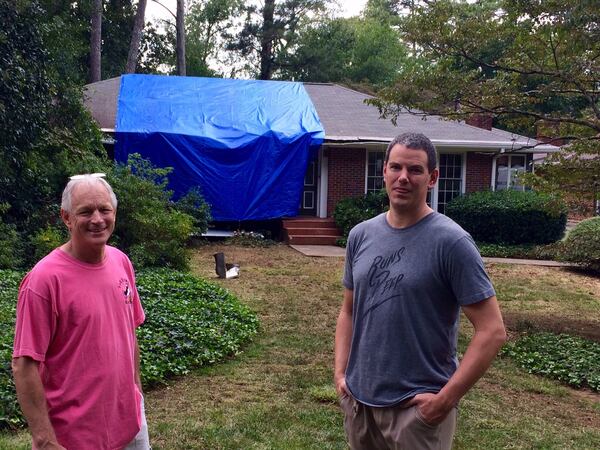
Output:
[0, 268, 258, 429]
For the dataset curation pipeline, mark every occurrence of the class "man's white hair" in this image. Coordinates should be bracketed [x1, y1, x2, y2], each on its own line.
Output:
[61, 175, 118, 212]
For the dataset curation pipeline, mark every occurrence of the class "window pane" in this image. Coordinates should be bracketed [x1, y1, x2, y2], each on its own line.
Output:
[367, 151, 385, 193]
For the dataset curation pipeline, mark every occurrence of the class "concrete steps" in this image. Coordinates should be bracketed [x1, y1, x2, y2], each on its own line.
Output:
[282, 217, 342, 246]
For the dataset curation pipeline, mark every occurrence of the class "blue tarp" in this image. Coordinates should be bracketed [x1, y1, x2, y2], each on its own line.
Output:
[115, 74, 324, 221]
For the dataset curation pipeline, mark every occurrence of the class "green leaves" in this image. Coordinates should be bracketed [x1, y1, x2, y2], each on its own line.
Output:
[559, 217, 600, 272]
[445, 190, 567, 245]
[333, 189, 389, 239]
[136, 269, 259, 385]
[503, 332, 600, 392]
[0, 268, 259, 428]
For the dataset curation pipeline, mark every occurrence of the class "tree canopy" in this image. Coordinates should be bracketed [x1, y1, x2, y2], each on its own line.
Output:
[370, 0, 599, 210]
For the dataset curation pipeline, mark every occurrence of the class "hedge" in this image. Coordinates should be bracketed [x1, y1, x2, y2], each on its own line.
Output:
[445, 190, 567, 245]
[333, 189, 388, 239]
[0, 269, 259, 429]
[559, 216, 600, 272]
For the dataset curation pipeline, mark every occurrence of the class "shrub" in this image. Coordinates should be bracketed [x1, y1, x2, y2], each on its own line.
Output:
[559, 217, 600, 272]
[503, 332, 600, 392]
[0, 268, 259, 428]
[445, 190, 567, 245]
[175, 187, 212, 236]
[29, 225, 67, 262]
[109, 154, 210, 270]
[476, 242, 561, 260]
[0, 204, 23, 269]
[333, 189, 388, 239]
[0, 270, 25, 429]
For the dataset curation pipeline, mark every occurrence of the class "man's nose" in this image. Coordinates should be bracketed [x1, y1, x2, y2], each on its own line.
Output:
[90, 210, 103, 222]
[397, 168, 409, 183]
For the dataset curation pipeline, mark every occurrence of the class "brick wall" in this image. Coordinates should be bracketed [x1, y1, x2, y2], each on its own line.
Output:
[466, 153, 493, 192]
[326, 147, 366, 216]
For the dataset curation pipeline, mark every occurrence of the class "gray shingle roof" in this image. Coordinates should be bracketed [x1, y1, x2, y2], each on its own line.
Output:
[303, 82, 553, 151]
[83, 77, 556, 152]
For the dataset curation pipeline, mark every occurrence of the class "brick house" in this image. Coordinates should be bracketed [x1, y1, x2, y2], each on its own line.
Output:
[84, 76, 558, 238]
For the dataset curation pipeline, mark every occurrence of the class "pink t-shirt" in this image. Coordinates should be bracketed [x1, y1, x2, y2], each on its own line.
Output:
[13, 246, 145, 450]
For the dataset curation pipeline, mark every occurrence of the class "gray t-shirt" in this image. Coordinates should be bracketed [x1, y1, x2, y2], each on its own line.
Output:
[342, 212, 495, 407]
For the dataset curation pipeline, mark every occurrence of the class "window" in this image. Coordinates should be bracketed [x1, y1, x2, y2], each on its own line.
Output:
[495, 155, 526, 191]
[366, 151, 385, 193]
[437, 154, 463, 215]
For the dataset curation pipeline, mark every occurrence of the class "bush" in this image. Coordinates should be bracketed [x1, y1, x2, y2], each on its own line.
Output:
[0, 268, 259, 428]
[29, 225, 67, 262]
[559, 217, 600, 272]
[0, 271, 25, 429]
[0, 204, 23, 269]
[445, 190, 567, 245]
[109, 154, 211, 270]
[175, 187, 212, 236]
[333, 189, 388, 239]
[477, 242, 561, 260]
[503, 332, 600, 392]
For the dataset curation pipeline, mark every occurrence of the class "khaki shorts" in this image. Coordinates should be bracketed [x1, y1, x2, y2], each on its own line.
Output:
[339, 393, 457, 450]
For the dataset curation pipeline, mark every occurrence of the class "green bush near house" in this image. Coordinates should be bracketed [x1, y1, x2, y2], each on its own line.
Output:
[559, 217, 600, 272]
[477, 242, 561, 260]
[109, 154, 211, 271]
[445, 190, 567, 245]
[333, 189, 388, 239]
[0, 268, 259, 429]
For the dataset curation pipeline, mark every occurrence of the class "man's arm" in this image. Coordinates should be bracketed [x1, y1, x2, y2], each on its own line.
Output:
[410, 295, 506, 424]
[12, 356, 65, 450]
[334, 288, 354, 396]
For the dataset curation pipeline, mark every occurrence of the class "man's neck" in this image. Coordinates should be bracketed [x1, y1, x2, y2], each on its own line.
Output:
[61, 241, 106, 264]
[386, 205, 434, 229]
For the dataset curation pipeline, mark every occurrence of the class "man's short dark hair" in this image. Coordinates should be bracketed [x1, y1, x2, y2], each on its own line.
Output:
[384, 133, 438, 172]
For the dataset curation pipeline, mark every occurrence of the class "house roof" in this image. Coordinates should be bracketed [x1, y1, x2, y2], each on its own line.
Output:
[83, 76, 558, 153]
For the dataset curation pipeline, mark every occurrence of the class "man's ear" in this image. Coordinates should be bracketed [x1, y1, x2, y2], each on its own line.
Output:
[60, 209, 72, 230]
[428, 168, 439, 188]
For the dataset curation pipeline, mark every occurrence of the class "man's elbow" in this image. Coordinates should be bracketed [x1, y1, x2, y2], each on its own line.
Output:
[12, 356, 37, 380]
[489, 322, 508, 351]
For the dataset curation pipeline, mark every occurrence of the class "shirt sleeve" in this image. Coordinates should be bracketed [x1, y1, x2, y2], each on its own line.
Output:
[13, 281, 55, 362]
[445, 235, 496, 306]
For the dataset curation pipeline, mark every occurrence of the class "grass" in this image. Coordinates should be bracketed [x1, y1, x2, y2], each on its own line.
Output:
[2, 244, 599, 449]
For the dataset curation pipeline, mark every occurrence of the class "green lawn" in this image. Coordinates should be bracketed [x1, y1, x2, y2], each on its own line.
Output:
[2, 244, 599, 449]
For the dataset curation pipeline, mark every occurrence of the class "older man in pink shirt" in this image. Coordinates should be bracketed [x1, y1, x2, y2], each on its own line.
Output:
[12, 174, 150, 450]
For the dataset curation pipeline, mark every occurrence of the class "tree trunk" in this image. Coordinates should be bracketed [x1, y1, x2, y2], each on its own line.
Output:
[125, 0, 147, 73]
[259, 0, 275, 80]
[176, 0, 186, 76]
[90, 0, 102, 82]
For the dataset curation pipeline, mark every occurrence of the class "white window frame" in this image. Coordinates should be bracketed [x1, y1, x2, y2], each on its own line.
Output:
[492, 153, 528, 191]
[364, 148, 466, 213]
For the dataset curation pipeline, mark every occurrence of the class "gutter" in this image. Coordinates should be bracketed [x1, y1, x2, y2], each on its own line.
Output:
[324, 136, 559, 152]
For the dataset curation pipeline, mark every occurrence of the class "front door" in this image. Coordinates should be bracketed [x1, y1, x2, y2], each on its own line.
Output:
[300, 160, 317, 216]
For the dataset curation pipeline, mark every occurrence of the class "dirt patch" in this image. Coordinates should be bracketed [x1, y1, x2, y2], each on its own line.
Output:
[504, 312, 600, 343]
[478, 377, 600, 429]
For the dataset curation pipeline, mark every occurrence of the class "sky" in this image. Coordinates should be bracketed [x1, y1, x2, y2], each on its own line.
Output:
[146, 0, 368, 23]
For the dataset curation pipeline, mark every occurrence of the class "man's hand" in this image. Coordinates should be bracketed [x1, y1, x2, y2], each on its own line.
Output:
[408, 392, 453, 426]
[334, 373, 349, 397]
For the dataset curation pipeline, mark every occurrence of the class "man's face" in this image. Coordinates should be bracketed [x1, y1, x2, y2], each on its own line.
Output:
[61, 182, 116, 251]
[383, 144, 438, 213]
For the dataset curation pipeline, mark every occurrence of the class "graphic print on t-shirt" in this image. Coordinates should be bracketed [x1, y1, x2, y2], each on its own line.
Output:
[363, 247, 406, 318]
[118, 278, 133, 304]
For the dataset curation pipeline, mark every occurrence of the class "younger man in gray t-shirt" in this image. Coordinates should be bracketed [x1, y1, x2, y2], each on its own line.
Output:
[334, 133, 506, 450]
